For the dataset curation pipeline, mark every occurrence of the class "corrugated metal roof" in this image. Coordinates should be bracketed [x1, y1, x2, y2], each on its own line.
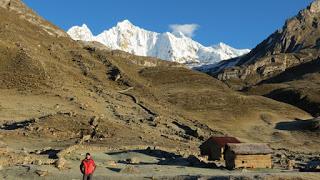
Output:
[208, 136, 241, 147]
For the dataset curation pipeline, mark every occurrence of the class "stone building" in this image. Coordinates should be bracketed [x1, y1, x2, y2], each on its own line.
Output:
[199, 136, 240, 161]
[224, 143, 273, 169]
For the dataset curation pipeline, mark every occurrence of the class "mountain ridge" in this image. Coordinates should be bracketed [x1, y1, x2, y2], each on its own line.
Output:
[67, 20, 250, 67]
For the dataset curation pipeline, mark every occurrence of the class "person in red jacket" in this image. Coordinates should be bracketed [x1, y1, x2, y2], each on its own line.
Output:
[80, 153, 96, 180]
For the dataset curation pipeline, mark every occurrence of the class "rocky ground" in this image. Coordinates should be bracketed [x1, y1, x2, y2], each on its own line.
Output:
[0, 142, 320, 179]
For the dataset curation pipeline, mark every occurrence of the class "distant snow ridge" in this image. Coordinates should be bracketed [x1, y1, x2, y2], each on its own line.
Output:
[67, 20, 250, 67]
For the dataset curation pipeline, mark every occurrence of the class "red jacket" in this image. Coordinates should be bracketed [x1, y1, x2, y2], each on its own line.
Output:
[80, 159, 96, 175]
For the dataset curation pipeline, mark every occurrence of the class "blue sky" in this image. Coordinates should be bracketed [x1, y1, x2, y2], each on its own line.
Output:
[23, 0, 313, 49]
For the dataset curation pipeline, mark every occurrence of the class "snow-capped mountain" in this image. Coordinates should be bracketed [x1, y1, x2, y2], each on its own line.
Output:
[67, 20, 250, 67]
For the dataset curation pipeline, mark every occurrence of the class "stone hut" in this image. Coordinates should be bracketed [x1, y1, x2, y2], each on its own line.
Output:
[224, 143, 273, 169]
[199, 136, 240, 161]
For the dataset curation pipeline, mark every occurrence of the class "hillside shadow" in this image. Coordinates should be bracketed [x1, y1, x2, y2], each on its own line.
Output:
[275, 119, 319, 131]
[263, 88, 320, 117]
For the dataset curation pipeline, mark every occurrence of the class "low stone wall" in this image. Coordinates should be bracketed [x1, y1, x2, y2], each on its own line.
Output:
[233, 154, 272, 169]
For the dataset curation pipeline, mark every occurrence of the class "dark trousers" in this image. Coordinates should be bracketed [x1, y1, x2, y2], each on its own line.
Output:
[83, 173, 93, 180]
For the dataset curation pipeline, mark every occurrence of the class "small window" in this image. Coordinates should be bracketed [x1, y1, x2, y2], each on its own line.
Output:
[242, 161, 245, 164]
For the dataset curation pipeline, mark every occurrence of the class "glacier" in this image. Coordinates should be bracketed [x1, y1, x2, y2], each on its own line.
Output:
[67, 20, 250, 67]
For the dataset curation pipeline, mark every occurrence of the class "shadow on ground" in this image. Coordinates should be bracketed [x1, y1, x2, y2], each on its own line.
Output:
[106, 149, 217, 169]
[0, 119, 35, 130]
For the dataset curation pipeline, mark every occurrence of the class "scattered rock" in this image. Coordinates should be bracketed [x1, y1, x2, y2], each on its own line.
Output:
[55, 158, 67, 170]
[287, 160, 295, 170]
[25, 125, 34, 131]
[59, 111, 76, 117]
[68, 96, 77, 101]
[35, 170, 49, 177]
[126, 157, 140, 164]
[81, 135, 91, 142]
[35, 126, 43, 132]
[105, 160, 117, 166]
[89, 116, 99, 127]
[33, 159, 42, 165]
[80, 103, 88, 110]
[35, 150, 42, 155]
[114, 74, 121, 82]
[120, 165, 140, 174]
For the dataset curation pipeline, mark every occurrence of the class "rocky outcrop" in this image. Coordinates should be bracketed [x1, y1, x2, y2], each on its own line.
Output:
[211, 0, 320, 89]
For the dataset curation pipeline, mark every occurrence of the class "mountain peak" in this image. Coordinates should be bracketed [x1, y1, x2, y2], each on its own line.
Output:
[67, 24, 93, 41]
[116, 19, 134, 29]
[214, 42, 231, 49]
[81, 24, 89, 29]
[172, 31, 187, 38]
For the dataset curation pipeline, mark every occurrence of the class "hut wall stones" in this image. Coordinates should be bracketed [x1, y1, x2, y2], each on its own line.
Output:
[225, 153, 272, 169]
[225, 143, 273, 169]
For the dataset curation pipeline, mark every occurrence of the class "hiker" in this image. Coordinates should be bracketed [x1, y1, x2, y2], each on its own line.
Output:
[80, 153, 96, 180]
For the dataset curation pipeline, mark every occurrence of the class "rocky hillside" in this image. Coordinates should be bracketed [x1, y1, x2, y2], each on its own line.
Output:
[246, 58, 320, 117]
[202, 0, 320, 117]
[208, 0, 320, 90]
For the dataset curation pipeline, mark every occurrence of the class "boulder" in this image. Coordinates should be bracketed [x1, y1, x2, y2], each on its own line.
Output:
[126, 157, 140, 164]
[120, 165, 140, 174]
[105, 160, 117, 166]
[55, 158, 67, 170]
[33, 159, 43, 165]
[89, 116, 99, 127]
[81, 135, 91, 142]
[35, 170, 49, 177]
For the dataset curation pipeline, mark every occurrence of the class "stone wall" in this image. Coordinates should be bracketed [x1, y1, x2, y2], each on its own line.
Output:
[234, 154, 272, 169]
